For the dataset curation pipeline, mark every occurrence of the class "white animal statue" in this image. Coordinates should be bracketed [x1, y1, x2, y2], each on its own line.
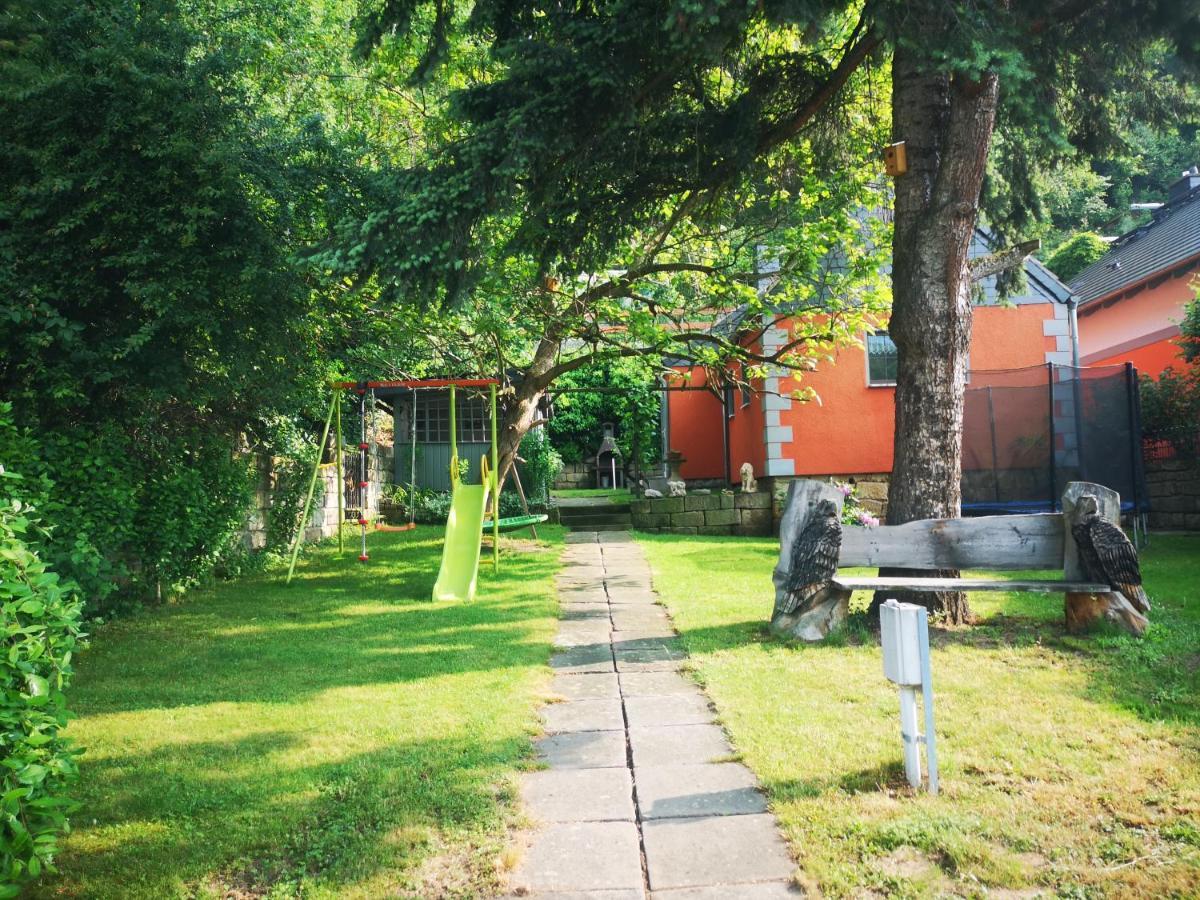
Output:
[644, 488, 664, 499]
[668, 480, 687, 497]
[740, 462, 758, 493]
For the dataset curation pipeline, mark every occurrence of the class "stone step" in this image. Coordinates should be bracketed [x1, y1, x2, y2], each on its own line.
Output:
[570, 523, 631, 533]
[561, 514, 634, 528]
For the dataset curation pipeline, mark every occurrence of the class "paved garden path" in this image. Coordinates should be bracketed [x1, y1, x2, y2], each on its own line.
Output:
[507, 531, 801, 899]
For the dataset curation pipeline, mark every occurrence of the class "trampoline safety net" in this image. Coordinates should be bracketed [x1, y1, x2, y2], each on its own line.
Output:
[961, 363, 1148, 516]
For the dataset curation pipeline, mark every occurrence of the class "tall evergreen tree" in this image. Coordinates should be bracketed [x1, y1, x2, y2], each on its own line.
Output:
[341, 0, 1198, 620]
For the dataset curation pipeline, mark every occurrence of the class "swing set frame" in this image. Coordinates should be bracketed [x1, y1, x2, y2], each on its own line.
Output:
[285, 378, 505, 583]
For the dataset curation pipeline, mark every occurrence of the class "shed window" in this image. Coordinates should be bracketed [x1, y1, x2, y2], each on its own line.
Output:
[866, 331, 898, 385]
[414, 393, 491, 442]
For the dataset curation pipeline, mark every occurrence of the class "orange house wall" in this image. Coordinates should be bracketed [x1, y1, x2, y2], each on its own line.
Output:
[728, 380, 766, 482]
[1090, 337, 1182, 378]
[666, 368, 726, 479]
[774, 304, 1055, 476]
[1079, 274, 1195, 376]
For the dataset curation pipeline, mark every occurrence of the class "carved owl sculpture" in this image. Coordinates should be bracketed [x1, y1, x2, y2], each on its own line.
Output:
[780, 499, 842, 615]
[1071, 495, 1150, 613]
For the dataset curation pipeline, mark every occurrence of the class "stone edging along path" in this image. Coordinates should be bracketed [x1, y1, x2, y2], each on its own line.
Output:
[506, 531, 801, 899]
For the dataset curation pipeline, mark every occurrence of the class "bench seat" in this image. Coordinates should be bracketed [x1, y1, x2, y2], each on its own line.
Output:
[832, 577, 1112, 594]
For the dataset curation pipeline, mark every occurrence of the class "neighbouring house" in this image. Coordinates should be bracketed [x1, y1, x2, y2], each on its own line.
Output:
[662, 227, 1081, 514]
[1072, 166, 1200, 376]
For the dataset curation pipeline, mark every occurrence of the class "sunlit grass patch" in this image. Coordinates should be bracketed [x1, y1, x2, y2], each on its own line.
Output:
[638, 531, 1200, 897]
[34, 525, 565, 899]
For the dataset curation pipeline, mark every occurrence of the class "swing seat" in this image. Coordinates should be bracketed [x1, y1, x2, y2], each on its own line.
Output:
[482, 514, 549, 533]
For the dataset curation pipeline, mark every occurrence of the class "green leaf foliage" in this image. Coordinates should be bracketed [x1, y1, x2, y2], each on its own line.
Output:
[1046, 232, 1111, 282]
[0, 471, 86, 895]
[548, 361, 662, 468]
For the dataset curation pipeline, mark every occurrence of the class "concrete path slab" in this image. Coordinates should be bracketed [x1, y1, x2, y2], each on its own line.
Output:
[512, 821, 644, 892]
[650, 884, 801, 898]
[641, 815, 794, 890]
[551, 673, 621, 701]
[619, 671, 705, 697]
[543, 698, 625, 733]
[624, 693, 714, 728]
[629, 724, 733, 767]
[512, 532, 798, 898]
[536, 730, 627, 769]
[522, 768, 635, 823]
[634, 764, 767, 819]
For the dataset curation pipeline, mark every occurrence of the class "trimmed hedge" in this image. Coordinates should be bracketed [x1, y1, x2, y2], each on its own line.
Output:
[0, 471, 86, 895]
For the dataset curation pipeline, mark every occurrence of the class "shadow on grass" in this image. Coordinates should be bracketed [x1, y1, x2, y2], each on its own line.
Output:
[651, 532, 1200, 729]
[34, 527, 564, 897]
[43, 731, 535, 897]
[764, 760, 911, 801]
[79, 529, 559, 715]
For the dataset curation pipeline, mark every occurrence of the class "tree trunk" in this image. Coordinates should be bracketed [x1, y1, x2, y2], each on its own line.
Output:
[873, 35, 1000, 625]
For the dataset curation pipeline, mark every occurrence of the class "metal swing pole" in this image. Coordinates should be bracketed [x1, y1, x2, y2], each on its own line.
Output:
[286, 390, 338, 584]
[357, 384, 370, 561]
[336, 393, 344, 556]
[409, 387, 418, 528]
[491, 382, 500, 573]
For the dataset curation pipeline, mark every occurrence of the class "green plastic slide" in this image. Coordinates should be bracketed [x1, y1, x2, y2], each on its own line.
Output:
[432, 483, 489, 602]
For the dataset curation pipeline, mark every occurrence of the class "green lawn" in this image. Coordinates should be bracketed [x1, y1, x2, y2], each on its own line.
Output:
[638, 532, 1200, 897]
[34, 525, 566, 899]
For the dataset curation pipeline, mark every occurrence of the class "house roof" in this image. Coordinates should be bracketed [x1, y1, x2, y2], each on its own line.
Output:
[1069, 185, 1200, 306]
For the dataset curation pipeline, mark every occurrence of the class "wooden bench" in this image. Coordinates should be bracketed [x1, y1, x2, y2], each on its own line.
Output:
[771, 479, 1148, 641]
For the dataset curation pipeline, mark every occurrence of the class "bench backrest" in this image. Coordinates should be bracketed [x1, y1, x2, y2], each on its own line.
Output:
[773, 479, 1122, 583]
[839, 514, 1064, 571]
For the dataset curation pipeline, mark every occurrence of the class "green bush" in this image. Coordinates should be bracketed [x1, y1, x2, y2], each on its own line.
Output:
[519, 432, 564, 502]
[0, 472, 86, 894]
[1045, 232, 1110, 282]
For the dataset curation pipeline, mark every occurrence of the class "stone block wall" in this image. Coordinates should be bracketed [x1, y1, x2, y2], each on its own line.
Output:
[631, 490, 773, 536]
[553, 461, 591, 490]
[240, 445, 395, 551]
[1144, 458, 1200, 530]
[766, 473, 890, 525]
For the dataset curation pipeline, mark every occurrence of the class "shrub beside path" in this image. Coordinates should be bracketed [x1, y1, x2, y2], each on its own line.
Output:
[507, 531, 801, 898]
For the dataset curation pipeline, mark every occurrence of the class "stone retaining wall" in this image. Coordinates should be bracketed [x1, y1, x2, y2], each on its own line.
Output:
[1144, 458, 1200, 530]
[631, 490, 773, 536]
[240, 445, 394, 551]
[553, 461, 591, 490]
[765, 473, 890, 524]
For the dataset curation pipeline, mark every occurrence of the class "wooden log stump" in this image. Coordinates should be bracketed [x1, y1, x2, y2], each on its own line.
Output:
[1065, 590, 1148, 636]
[771, 584, 853, 641]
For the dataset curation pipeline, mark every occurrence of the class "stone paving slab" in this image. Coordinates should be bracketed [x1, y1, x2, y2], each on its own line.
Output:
[629, 724, 732, 767]
[551, 646, 615, 675]
[619, 671, 704, 697]
[650, 883, 800, 898]
[543, 698, 625, 733]
[612, 637, 682, 654]
[512, 821, 644, 892]
[561, 604, 612, 620]
[641, 814, 794, 890]
[624, 693, 714, 728]
[555, 622, 614, 647]
[551, 673, 620, 701]
[515, 531, 798, 899]
[635, 764, 767, 819]
[536, 730, 627, 769]
[615, 648, 687, 673]
[521, 768, 635, 823]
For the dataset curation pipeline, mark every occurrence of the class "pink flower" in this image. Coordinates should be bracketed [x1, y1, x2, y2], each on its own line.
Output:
[856, 511, 879, 528]
[838, 483, 853, 497]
